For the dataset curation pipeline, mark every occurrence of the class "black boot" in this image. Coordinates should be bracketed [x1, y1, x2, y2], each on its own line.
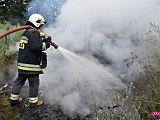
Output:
[10, 98, 23, 106]
[29, 100, 44, 108]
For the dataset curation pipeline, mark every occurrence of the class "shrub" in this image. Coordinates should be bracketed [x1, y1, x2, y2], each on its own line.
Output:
[90, 23, 160, 120]
[0, 22, 22, 71]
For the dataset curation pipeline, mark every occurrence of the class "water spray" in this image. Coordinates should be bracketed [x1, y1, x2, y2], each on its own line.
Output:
[0, 25, 58, 49]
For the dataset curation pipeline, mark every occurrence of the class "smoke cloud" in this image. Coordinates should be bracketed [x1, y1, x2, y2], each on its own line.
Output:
[27, 0, 160, 117]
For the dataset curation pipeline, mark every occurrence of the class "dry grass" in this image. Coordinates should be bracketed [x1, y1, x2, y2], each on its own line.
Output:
[91, 23, 160, 120]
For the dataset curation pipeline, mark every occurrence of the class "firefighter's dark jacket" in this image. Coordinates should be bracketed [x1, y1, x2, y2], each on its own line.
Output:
[18, 22, 45, 74]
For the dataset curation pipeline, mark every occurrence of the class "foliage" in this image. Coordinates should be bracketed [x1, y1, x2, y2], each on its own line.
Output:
[90, 23, 160, 120]
[0, 23, 22, 119]
[131, 23, 160, 120]
[0, 0, 31, 23]
[90, 83, 141, 120]
[0, 22, 22, 71]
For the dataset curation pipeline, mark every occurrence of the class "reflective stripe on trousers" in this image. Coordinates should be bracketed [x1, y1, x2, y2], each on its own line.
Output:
[10, 94, 19, 100]
[11, 74, 40, 100]
[29, 97, 38, 103]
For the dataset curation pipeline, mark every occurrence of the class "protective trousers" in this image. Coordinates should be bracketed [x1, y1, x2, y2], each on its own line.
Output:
[11, 74, 40, 99]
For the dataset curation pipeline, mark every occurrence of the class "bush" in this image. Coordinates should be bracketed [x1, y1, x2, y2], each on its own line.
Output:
[0, 22, 22, 71]
[90, 23, 160, 120]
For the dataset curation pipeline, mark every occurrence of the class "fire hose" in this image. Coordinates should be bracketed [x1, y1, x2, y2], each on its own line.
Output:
[0, 25, 58, 49]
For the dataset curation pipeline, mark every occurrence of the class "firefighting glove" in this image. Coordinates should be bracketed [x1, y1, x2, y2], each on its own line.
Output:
[45, 42, 50, 49]
[43, 36, 51, 49]
[43, 36, 51, 43]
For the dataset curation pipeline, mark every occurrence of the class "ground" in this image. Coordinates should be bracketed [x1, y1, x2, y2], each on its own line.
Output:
[0, 91, 82, 120]
[0, 65, 92, 120]
[0, 84, 91, 120]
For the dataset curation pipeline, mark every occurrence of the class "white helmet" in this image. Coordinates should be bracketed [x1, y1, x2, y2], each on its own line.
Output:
[28, 13, 46, 27]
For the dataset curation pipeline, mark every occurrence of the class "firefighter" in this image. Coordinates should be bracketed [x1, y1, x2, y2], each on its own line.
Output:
[10, 13, 51, 107]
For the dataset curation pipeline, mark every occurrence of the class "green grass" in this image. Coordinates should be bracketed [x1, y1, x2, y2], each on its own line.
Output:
[0, 22, 23, 119]
[0, 92, 24, 120]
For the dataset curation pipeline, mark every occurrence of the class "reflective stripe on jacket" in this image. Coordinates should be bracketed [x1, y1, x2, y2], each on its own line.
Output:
[18, 63, 42, 72]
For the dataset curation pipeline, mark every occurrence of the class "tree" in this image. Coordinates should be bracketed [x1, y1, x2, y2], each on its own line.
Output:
[0, 0, 31, 23]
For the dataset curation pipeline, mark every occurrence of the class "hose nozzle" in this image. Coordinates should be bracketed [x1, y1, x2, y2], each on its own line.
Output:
[51, 42, 58, 49]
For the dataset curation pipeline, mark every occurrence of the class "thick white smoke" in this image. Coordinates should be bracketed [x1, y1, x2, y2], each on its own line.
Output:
[34, 0, 160, 116]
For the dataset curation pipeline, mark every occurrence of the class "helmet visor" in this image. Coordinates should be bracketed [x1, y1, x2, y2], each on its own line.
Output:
[36, 20, 46, 24]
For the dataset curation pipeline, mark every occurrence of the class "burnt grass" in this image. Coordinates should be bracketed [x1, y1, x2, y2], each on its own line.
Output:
[0, 65, 92, 120]
[0, 82, 91, 120]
